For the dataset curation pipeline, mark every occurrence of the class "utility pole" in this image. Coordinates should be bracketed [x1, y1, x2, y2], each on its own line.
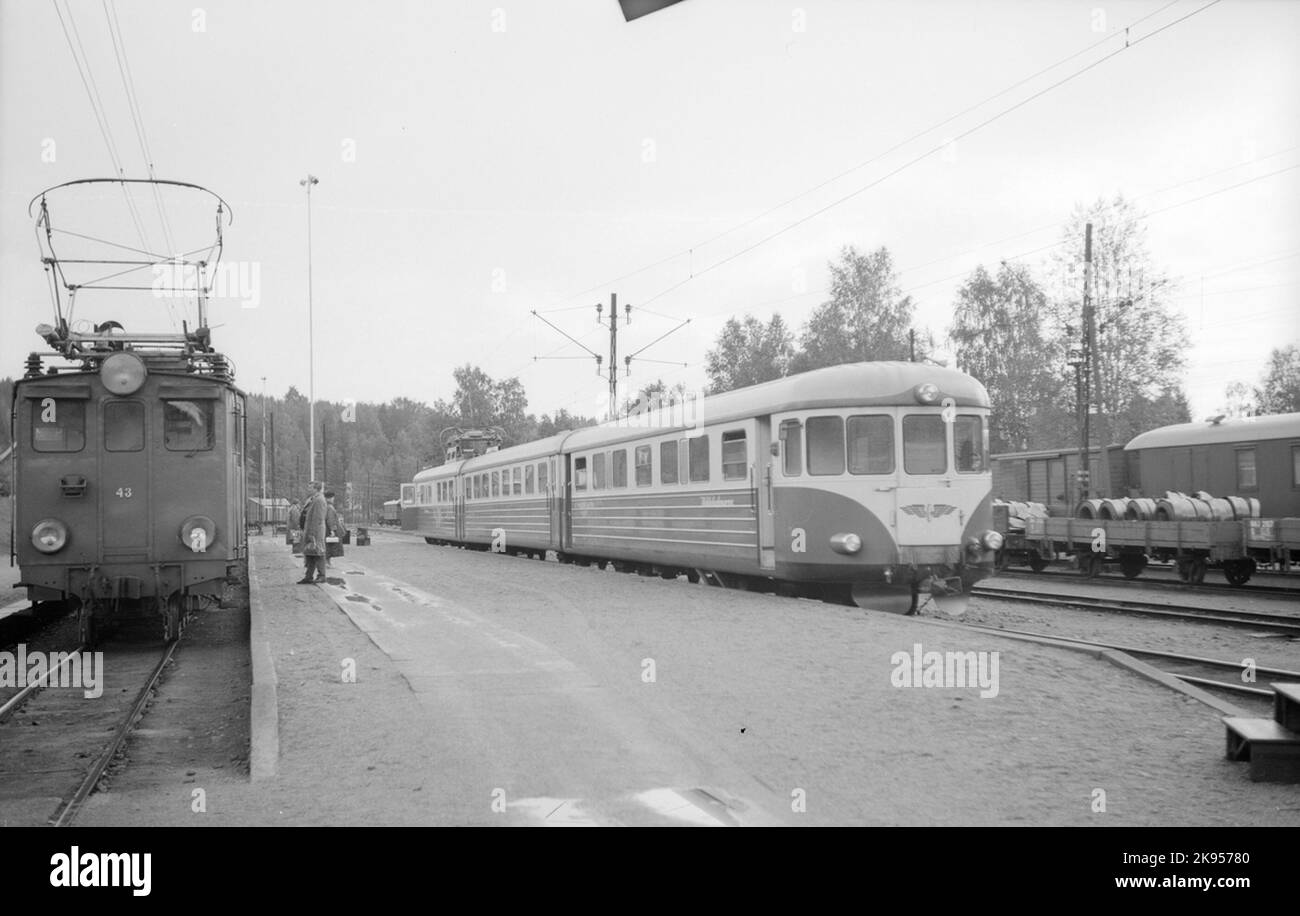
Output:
[597, 293, 627, 419]
[260, 377, 268, 524]
[269, 411, 277, 501]
[1078, 223, 1093, 502]
[1083, 223, 1111, 499]
[300, 174, 319, 482]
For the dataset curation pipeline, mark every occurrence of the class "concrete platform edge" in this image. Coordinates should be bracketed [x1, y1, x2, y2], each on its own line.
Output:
[247, 543, 279, 781]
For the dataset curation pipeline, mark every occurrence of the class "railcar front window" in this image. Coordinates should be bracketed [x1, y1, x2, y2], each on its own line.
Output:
[807, 416, 845, 476]
[32, 398, 86, 452]
[163, 400, 214, 451]
[722, 430, 747, 481]
[104, 401, 145, 452]
[903, 415, 947, 475]
[954, 415, 986, 473]
[847, 415, 893, 475]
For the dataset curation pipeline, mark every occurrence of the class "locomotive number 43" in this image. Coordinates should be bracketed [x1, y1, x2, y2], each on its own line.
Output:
[115, 487, 133, 498]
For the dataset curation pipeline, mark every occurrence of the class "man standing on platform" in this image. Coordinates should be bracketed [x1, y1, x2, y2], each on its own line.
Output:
[298, 481, 328, 584]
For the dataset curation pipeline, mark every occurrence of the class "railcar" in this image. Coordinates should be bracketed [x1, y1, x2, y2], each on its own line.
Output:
[404, 362, 1000, 613]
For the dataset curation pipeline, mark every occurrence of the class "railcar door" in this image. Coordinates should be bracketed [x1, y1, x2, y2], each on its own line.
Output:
[547, 457, 561, 549]
[100, 398, 152, 557]
[755, 417, 776, 570]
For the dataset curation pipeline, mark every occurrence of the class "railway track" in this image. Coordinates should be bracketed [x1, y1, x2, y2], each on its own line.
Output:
[960, 621, 1299, 709]
[0, 632, 179, 827]
[970, 583, 1300, 635]
[996, 566, 1300, 598]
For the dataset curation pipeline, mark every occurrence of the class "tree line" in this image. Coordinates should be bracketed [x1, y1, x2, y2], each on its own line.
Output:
[703, 194, 1298, 453]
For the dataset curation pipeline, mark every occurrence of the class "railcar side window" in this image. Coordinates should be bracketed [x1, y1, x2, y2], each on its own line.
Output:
[807, 416, 845, 476]
[538, 461, 549, 492]
[163, 400, 214, 451]
[491, 471, 500, 497]
[104, 401, 145, 452]
[779, 419, 802, 476]
[610, 449, 626, 488]
[635, 445, 652, 486]
[688, 435, 710, 482]
[659, 440, 679, 485]
[903, 415, 947, 475]
[401, 483, 416, 506]
[574, 457, 587, 491]
[592, 453, 606, 490]
[954, 415, 986, 473]
[847, 415, 893, 474]
[465, 479, 472, 500]
[513, 466, 522, 495]
[525, 465, 535, 495]
[1292, 445, 1299, 488]
[32, 398, 86, 452]
[1236, 449, 1257, 489]
[721, 430, 747, 481]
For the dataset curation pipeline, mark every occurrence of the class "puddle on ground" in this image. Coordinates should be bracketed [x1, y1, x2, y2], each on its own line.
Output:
[345, 594, 370, 603]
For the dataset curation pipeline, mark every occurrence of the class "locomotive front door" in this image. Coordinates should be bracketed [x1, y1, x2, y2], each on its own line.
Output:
[99, 399, 152, 555]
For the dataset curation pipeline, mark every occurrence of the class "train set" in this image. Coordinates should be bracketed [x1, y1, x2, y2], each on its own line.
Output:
[399, 362, 1003, 614]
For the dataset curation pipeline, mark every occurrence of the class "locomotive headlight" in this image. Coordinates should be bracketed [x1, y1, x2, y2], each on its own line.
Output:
[101, 351, 147, 396]
[31, 518, 69, 554]
[981, 530, 1004, 551]
[180, 515, 217, 553]
[830, 532, 863, 555]
[914, 382, 940, 404]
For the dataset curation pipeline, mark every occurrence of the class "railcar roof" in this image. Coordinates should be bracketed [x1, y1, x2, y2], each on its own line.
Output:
[411, 362, 988, 477]
[1125, 412, 1300, 450]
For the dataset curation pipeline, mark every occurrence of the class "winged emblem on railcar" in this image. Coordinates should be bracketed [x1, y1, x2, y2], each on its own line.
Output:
[901, 504, 958, 520]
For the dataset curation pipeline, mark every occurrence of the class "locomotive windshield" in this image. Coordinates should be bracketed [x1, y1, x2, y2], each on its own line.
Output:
[32, 398, 86, 452]
[164, 400, 215, 451]
[104, 401, 146, 452]
[954, 415, 987, 473]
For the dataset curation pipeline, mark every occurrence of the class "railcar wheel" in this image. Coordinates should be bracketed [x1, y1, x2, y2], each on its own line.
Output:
[1027, 553, 1048, 573]
[1223, 559, 1255, 587]
[1119, 554, 1147, 579]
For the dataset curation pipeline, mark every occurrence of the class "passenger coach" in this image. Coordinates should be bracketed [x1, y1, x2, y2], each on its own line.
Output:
[403, 362, 999, 612]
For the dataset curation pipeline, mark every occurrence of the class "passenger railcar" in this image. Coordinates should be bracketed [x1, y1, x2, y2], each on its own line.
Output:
[404, 362, 1000, 613]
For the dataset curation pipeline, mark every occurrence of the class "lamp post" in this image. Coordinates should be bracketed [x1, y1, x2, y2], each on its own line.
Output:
[299, 174, 319, 482]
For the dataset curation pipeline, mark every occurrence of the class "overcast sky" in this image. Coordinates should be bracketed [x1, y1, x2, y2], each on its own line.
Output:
[2, 0, 1297, 424]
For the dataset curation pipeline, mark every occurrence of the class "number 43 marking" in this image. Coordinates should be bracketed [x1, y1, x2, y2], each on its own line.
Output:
[115, 487, 133, 498]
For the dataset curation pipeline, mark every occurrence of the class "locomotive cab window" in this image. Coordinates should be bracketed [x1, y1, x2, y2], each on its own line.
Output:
[807, 416, 845, 476]
[164, 400, 215, 451]
[104, 401, 145, 452]
[32, 398, 86, 452]
[721, 430, 747, 481]
[847, 415, 893, 475]
[903, 415, 947, 475]
[954, 415, 986, 473]
[779, 419, 802, 476]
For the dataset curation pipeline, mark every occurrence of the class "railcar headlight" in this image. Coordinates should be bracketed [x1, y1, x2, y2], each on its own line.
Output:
[830, 532, 863, 555]
[982, 530, 1004, 550]
[180, 515, 217, 553]
[914, 382, 940, 404]
[101, 351, 147, 395]
[32, 518, 69, 553]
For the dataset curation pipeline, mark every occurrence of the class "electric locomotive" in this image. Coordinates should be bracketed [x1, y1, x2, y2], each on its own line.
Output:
[8, 179, 246, 643]
[405, 362, 1000, 613]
